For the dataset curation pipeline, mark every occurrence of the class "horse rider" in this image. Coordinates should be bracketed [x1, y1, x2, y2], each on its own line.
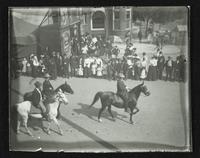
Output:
[42, 73, 58, 109]
[42, 73, 54, 98]
[31, 81, 47, 119]
[116, 73, 130, 112]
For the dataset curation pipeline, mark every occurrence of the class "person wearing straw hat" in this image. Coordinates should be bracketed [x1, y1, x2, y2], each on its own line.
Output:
[116, 73, 129, 112]
[42, 73, 54, 98]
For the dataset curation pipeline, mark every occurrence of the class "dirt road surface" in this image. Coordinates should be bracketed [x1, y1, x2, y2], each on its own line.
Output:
[9, 76, 190, 152]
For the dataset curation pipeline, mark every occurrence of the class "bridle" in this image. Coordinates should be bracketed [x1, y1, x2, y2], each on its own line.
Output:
[140, 86, 150, 97]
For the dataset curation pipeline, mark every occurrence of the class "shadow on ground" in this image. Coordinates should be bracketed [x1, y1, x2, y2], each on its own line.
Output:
[73, 103, 130, 124]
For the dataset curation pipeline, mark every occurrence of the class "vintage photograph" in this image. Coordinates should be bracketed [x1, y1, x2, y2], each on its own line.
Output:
[9, 7, 190, 152]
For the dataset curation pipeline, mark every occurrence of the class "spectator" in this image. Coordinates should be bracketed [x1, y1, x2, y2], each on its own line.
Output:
[55, 52, 63, 77]
[165, 56, 173, 81]
[39, 55, 46, 76]
[147, 56, 158, 81]
[91, 60, 98, 77]
[107, 61, 113, 81]
[49, 53, 57, 80]
[140, 56, 148, 80]
[26, 59, 32, 76]
[77, 64, 84, 77]
[62, 54, 70, 78]
[96, 64, 103, 78]
[157, 51, 165, 80]
[173, 56, 181, 81]
[32, 55, 39, 78]
[134, 56, 141, 80]
[122, 57, 129, 80]
[70, 56, 78, 77]
[22, 58, 27, 75]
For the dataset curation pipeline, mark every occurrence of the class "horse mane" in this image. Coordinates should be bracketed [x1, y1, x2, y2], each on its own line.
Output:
[55, 84, 65, 92]
[129, 84, 142, 94]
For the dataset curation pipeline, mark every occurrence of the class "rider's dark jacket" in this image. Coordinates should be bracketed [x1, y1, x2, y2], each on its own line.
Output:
[31, 88, 43, 107]
[42, 80, 54, 97]
[117, 79, 128, 99]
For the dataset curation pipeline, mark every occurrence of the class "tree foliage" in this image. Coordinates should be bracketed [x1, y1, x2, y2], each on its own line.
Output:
[132, 7, 187, 24]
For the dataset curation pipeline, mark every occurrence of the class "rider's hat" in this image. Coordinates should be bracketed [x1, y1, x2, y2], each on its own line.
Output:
[34, 81, 42, 88]
[44, 73, 51, 78]
[118, 73, 125, 78]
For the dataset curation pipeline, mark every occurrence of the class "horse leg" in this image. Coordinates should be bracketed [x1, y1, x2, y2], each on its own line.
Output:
[129, 107, 134, 124]
[53, 117, 63, 135]
[24, 117, 33, 136]
[46, 121, 52, 135]
[98, 105, 106, 123]
[108, 105, 115, 121]
[133, 106, 139, 114]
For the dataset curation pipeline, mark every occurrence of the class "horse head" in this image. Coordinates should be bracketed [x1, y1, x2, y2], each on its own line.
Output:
[140, 81, 150, 96]
[60, 81, 74, 94]
[56, 91, 68, 105]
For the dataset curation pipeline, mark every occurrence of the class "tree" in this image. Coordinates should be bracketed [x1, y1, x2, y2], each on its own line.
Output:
[132, 7, 188, 37]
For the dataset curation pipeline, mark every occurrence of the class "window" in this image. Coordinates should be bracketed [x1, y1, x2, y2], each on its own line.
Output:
[91, 11, 105, 30]
[113, 8, 120, 30]
[114, 11, 120, 19]
[81, 14, 87, 24]
[126, 11, 130, 19]
[126, 9, 131, 29]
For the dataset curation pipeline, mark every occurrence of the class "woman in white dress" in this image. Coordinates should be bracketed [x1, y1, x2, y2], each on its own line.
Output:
[140, 57, 147, 80]
[96, 64, 103, 78]
[22, 58, 27, 74]
[140, 52, 148, 80]
[78, 64, 84, 77]
[91, 60, 98, 77]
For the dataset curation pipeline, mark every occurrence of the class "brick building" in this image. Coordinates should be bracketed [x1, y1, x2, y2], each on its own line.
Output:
[77, 7, 132, 40]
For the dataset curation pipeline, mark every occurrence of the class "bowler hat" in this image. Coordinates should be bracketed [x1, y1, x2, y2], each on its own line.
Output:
[34, 81, 42, 88]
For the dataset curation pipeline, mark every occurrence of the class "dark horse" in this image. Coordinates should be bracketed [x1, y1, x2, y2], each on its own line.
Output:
[23, 81, 74, 118]
[89, 82, 150, 124]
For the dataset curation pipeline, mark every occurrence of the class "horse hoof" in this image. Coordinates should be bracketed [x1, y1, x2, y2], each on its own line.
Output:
[130, 121, 134, 124]
[98, 119, 102, 123]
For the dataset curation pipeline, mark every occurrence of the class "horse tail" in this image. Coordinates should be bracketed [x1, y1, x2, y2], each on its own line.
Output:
[89, 91, 103, 108]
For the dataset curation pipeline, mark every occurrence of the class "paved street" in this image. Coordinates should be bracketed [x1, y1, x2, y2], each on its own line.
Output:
[9, 76, 190, 152]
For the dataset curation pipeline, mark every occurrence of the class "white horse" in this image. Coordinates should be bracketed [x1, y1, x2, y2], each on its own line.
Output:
[45, 91, 68, 135]
[15, 90, 68, 136]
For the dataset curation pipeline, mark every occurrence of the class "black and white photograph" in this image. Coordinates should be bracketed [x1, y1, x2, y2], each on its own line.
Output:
[9, 6, 190, 152]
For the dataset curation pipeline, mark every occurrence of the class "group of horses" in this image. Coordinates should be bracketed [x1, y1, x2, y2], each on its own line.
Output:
[12, 81, 150, 137]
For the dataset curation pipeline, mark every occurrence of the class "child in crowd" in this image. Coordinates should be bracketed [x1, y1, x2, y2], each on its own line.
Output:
[96, 64, 103, 78]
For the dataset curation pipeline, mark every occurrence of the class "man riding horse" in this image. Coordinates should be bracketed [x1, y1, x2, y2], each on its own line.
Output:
[24, 73, 56, 120]
[116, 73, 130, 112]
[42, 73, 55, 102]
[30, 81, 47, 119]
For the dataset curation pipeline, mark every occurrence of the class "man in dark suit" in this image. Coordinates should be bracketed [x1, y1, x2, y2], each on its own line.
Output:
[116, 73, 129, 112]
[42, 73, 54, 98]
[157, 51, 165, 80]
[31, 81, 47, 118]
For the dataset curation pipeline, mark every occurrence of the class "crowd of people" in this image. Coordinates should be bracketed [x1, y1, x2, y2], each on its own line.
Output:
[14, 33, 187, 82]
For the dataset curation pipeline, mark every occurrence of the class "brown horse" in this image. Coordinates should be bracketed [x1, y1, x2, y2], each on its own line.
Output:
[89, 82, 150, 124]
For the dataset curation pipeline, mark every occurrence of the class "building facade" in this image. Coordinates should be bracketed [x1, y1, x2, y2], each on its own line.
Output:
[79, 7, 132, 40]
